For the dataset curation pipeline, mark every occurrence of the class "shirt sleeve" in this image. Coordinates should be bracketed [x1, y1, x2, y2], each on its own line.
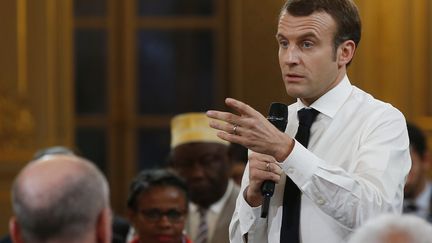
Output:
[280, 108, 411, 229]
[229, 164, 269, 243]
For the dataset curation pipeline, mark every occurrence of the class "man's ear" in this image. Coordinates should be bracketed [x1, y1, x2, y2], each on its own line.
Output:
[9, 217, 24, 243]
[96, 208, 112, 243]
[337, 40, 356, 67]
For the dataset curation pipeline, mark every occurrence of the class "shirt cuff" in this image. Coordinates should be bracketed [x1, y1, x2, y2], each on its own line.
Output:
[238, 189, 264, 234]
[279, 140, 320, 189]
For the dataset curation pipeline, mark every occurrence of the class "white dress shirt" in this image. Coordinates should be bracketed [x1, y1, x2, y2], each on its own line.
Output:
[229, 76, 411, 243]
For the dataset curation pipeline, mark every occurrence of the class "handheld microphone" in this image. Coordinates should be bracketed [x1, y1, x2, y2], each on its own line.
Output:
[261, 102, 288, 218]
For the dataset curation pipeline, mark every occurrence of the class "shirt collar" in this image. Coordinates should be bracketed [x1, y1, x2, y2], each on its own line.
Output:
[296, 75, 353, 118]
[190, 180, 234, 214]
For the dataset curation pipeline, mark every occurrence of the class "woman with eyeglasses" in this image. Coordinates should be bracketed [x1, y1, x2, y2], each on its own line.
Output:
[127, 169, 192, 243]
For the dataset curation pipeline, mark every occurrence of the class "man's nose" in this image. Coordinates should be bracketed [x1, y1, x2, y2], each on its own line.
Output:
[284, 46, 300, 65]
[189, 160, 207, 176]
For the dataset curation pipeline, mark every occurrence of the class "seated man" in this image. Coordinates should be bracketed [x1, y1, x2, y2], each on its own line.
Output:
[348, 214, 432, 243]
[169, 112, 240, 243]
[403, 122, 432, 222]
[9, 155, 112, 243]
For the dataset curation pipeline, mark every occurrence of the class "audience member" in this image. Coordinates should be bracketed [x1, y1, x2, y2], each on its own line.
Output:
[403, 122, 432, 222]
[0, 146, 80, 243]
[32, 145, 77, 159]
[168, 112, 240, 243]
[36, 146, 130, 242]
[9, 155, 112, 243]
[348, 214, 432, 243]
[228, 143, 248, 186]
[126, 169, 191, 243]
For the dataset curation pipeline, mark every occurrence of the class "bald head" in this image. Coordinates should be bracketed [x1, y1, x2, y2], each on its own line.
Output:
[11, 155, 111, 243]
[348, 214, 432, 243]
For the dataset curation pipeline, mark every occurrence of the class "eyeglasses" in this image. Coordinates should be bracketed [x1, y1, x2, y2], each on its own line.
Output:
[140, 209, 186, 223]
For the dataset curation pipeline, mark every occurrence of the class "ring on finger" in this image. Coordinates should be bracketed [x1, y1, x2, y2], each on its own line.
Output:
[232, 124, 238, 135]
[266, 162, 270, 172]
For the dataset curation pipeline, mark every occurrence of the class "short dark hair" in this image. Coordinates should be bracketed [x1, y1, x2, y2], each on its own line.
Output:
[127, 169, 189, 211]
[281, 0, 361, 64]
[407, 122, 427, 159]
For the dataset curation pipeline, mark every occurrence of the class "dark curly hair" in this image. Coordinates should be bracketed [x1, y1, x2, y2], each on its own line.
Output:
[127, 169, 189, 211]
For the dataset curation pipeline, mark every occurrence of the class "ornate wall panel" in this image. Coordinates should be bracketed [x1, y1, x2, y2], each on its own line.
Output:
[0, 0, 73, 235]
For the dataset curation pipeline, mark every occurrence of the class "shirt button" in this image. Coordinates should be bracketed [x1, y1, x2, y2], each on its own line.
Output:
[316, 198, 325, 205]
[287, 167, 295, 174]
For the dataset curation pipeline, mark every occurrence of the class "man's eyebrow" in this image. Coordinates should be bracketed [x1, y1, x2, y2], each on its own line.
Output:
[275, 32, 319, 40]
[298, 32, 318, 40]
[275, 33, 285, 39]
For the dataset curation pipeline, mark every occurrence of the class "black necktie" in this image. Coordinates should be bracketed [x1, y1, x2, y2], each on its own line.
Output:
[280, 108, 319, 243]
[403, 200, 418, 213]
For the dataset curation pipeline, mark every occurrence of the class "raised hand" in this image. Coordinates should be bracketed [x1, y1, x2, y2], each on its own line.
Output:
[206, 98, 294, 162]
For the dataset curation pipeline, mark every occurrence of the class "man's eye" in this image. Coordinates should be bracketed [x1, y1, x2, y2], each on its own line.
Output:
[279, 40, 288, 48]
[302, 41, 313, 48]
[202, 154, 217, 162]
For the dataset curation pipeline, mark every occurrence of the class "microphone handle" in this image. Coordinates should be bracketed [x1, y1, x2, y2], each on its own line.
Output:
[261, 125, 285, 218]
[260, 103, 287, 218]
[261, 179, 275, 218]
[261, 194, 271, 218]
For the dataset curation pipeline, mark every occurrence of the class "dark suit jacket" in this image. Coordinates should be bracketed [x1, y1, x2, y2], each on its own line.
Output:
[186, 183, 240, 243]
[210, 184, 240, 243]
[0, 235, 11, 243]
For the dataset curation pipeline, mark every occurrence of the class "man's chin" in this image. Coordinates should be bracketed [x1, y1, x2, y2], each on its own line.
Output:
[190, 196, 213, 207]
[190, 186, 212, 198]
[285, 88, 307, 99]
[189, 180, 211, 190]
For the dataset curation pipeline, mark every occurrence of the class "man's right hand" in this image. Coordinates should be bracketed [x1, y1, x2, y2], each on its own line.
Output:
[207, 98, 294, 162]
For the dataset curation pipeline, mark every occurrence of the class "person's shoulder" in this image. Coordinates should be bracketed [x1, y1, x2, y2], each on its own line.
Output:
[351, 86, 404, 118]
[223, 182, 240, 209]
[231, 183, 241, 197]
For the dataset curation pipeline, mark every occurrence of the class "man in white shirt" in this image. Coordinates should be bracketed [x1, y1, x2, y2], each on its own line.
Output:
[403, 122, 432, 222]
[206, 0, 411, 242]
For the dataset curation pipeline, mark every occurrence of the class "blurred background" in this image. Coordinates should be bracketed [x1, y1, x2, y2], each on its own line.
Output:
[0, 0, 431, 235]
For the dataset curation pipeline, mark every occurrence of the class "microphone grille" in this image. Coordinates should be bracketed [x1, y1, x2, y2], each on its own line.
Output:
[268, 102, 287, 120]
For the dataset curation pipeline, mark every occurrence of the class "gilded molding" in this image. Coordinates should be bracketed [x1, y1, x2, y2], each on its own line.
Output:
[17, 0, 27, 96]
[0, 93, 35, 149]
